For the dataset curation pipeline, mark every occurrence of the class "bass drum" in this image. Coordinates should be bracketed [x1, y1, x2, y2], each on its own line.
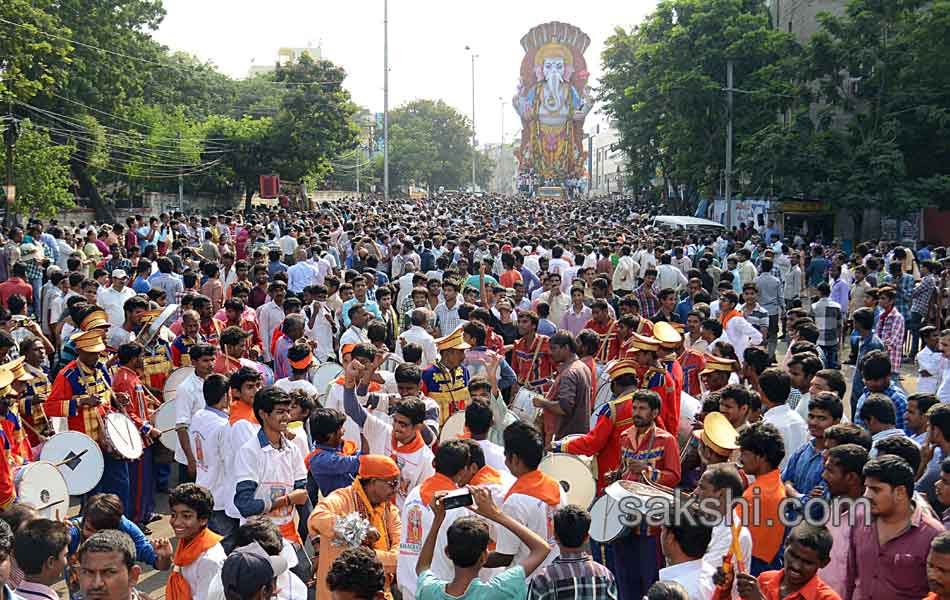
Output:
[511, 388, 542, 424]
[164, 367, 195, 403]
[590, 376, 614, 429]
[151, 400, 179, 451]
[15, 462, 70, 519]
[588, 493, 627, 543]
[538, 452, 596, 510]
[40, 432, 105, 496]
[311, 363, 344, 398]
[438, 411, 467, 444]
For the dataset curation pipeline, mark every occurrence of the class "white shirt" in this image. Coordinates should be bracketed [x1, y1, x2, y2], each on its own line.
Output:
[224, 413, 261, 519]
[939, 357, 950, 404]
[256, 301, 285, 362]
[232, 430, 306, 527]
[339, 325, 370, 362]
[207, 561, 307, 600]
[174, 373, 207, 465]
[917, 347, 942, 394]
[304, 302, 335, 362]
[362, 410, 435, 512]
[180, 542, 226, 600]
[723, 313, 763, 363]
[274, 378, 319, 396]
[277, 235, 298, 257]
[190, 407, 230, 510]
[548, 257, 571, 275]
[659, 559, 710, 600]
[396, 325, 439, 368]
[286, 261, 319, 294]
[397, 485, 467, 598]
[96, 286, 136, 328]
[496, 481, 567, 581]
[700, 515, 753, 600]
[476, 439, 510, 477]
[612, 255, 638, 291]
[396, 272, 415, 307]
[657, 263, 688, 291]
[762, 404, 809, 469]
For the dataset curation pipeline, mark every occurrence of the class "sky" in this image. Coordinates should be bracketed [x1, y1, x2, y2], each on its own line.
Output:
[153, 0, 658, 146]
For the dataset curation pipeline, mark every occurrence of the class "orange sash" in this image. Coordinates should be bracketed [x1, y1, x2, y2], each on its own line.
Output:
[392, 430, 425, 456]
[419, 472, 457, 506]
[720, 308, 741, 330]
[504, 469, 561, 506]
[470, 465, 503, 486]
[228, 400, 258, 425]
[278, 519, 302, 545]
[166, 528, 223, 600]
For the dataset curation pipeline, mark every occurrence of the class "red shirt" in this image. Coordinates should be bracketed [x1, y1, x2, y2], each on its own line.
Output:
[712, 569, 841, 600]
[112, 366, 154, 447]
[585, 319, 620, 362]
[499, 269, 523, 288]
[0, 278, 32, 308]
[510, 334, 556, 392]
[619, 424, 681, 488]
[677, 349, 707, 397]
[562, 390, 636, 492]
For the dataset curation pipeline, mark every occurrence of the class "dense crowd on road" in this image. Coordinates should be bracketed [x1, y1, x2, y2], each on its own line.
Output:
[0, 192, 947, 600]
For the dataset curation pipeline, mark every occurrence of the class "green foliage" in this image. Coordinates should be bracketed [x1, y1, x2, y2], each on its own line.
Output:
[382, 99, 476, 190]
[599, 0, 800, 197]
[10, 120, 75, 217]
[0, 0, 72, 102]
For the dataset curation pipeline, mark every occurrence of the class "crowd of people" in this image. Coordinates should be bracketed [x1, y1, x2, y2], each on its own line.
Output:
[0, 192, 946, 600]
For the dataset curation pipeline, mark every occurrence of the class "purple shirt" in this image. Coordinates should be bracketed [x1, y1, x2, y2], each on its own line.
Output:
[561, 304, 592, 336]
[831, 278, 850, 314]
[846, 503, 944, 600]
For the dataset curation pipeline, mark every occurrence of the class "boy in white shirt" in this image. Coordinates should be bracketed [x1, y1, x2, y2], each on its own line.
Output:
[223, 367, 264, 525]
[917, 326, 942, 394]
[341, 361, 435, 512]
[188, 373, 235, 548]
[166, 483, 227, 600]
[175, 344, 216, 480]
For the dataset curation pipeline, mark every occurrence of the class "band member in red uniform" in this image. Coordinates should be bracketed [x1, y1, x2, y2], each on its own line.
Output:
[551, 359, 640, 493]
[653, 322, 685, 413]
[0, 369, 19, 510]
[510, 310, 556, 394]
[171, 309, 204, 367]
[626, 333, 679, 435]
[585, 300, 620, 363]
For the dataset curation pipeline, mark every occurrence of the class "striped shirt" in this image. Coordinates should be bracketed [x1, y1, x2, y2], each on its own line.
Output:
[527, 552, 618, 600]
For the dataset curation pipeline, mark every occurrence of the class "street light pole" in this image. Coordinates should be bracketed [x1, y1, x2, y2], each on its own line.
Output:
[725, 59, 734, 228]
[466, 46, 477, 192]
[383, 0, 389, 200]
[499, 96, 505, 145]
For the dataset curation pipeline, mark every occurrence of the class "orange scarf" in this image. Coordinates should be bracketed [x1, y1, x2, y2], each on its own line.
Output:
[419, 472, 457, 506]
[504, 469, 561, 506]
[471, 465, 503, 486]
[166, 528, 223, 600]
[392, 430, 425, 456]
[228, 400, 258, 425]
[720, 308, 741, 330]
[334, 376, 382, 393]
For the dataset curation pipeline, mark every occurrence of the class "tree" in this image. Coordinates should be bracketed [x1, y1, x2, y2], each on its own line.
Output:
[382, 99, 476, 191]
[200, 115, 275, 209]
[0, 0, 72, 102]
[599, 0, 800, 206]
[10, 120, 75, 217]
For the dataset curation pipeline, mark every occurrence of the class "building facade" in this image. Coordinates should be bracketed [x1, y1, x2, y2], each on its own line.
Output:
[589, 125, 625, 196]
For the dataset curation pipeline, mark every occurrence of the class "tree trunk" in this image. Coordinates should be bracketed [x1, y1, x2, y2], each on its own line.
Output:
[244, 187, 254, 213]
[74, 165, 116, 222]
[850, 208, 864, 244]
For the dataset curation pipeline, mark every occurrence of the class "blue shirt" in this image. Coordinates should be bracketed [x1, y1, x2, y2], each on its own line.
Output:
[131, 276, 151, 294]
[341, 297, 382, 329]
[854, 383, 907, 432]
[538, 318, 557, 337]
[308, 443, 363, 498]
[782, 438, 826, 495]
[417, 566, 526, 600]
[806, 256, 829, 287]
[851, 333, 885, 409]
[675, 297, 693, 323]
[68, 516, 157, 567]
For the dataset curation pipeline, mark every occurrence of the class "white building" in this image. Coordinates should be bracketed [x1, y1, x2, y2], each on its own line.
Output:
[248, 44, 323, 77]
[589, 124, 625, 196]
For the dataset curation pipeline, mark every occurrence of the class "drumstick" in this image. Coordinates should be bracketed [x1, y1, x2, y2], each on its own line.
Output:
[54, 448, 88, 467]
[36, 498, 66, 511]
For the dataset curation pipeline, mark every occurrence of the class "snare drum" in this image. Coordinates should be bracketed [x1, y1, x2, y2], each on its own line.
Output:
[14, 461, 69, 519]
[164, 367, 195, 403]
[40, 431, 105, 495]
[151, 400, 178, 451]
[538, 452, 596, 509]
[311, 363, 344, 397]
[103, 413, 144, 460]
[438, 411, 467, 444]
[590, 377, 614, 429]
[511, 388, 542, 423]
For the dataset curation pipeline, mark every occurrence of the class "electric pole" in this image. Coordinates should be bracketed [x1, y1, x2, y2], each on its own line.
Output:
[383, 0, 390, 200]
[725, 60, 734, 228]
[466, 47, 477, 192]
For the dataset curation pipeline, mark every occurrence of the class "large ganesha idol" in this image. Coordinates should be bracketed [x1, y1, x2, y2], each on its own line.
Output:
[513, 22, 594, 184]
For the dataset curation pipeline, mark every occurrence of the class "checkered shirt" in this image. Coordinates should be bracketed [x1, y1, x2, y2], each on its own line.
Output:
[884, 273, 915, 320]
[911, 274, 936, 316]
[527, 552, 618, 600]
[812, 297, 842, 346]
[635, 282, 660, 319]
[878, 307, 906, 372]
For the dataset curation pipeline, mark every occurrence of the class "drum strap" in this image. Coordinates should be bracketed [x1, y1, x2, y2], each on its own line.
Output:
[522, 335, 544, 386]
